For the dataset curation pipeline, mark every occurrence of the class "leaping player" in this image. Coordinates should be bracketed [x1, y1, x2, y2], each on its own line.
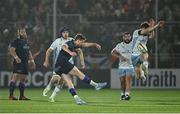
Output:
[131, 20, 165, 80]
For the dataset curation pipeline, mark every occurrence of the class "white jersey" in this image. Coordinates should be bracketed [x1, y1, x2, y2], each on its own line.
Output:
[132, 29, 148, 54]
[50, 37, 74, 63]
[113, 42, 133, 69]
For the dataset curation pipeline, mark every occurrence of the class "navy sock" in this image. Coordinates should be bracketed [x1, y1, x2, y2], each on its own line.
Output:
[82, 75, 91, 84]
[9, 81, 15, 96]
[19, 82, 25, 97]
[69, 88, 77, 96]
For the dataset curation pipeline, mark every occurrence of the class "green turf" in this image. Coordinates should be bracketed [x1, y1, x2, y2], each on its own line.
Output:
[0, 88, 180, 113]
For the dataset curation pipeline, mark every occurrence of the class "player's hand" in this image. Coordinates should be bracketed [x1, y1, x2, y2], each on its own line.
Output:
[70, 52, 77, 56]
[158, 21, 165, 27]
[120, 56, 129, 61]
[95, 43, 101, 50]
[43, 61, 50, 68]
[29, 61, 36, 69]
[81, 63, 86, 69]
[15, 57, 21, 63]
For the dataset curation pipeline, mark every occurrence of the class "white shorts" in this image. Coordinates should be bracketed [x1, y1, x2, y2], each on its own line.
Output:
[118, 68, 135, 77]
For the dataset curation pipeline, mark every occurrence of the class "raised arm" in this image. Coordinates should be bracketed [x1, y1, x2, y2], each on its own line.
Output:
[140, 20, 165, 35]
[81, 42, 101, 50]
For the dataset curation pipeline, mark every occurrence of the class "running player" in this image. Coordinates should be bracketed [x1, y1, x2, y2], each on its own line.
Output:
[55, 33, 107, 105]
[131, 20, 164, 80]
[9, 27, 36, 100]
[111, 32, 134, 100]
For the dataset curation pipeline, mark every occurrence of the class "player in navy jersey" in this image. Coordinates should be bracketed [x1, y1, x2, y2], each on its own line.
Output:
[8, 27, 36, 100]
[55, 33, 107, 105]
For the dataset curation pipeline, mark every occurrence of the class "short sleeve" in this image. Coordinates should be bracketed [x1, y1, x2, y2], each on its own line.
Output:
[114, 43, 121, 52]
[10, 40, 18, 48]
[50, 39, 58, 50]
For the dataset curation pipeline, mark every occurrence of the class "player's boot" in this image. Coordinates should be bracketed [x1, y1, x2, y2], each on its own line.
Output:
[19, 96, 31, 100]
[124, 95, 131, 101]
[9, 96, 18, 100]
[95, 82, 107, 90]
[43, 86, 51, 96]
[120, 95, 125, 100]
[74, 96, 87, 105]
[48, 97, 55, 102]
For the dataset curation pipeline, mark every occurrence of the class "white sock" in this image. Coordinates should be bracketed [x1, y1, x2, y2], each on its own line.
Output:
[73, 95, 79, 99]
[50, 85, 61, 99]
[47, 80, 54, 90]
[90, 80, 98, 87]
[143, 61, 148, 68]
[125, 91, 129, 96]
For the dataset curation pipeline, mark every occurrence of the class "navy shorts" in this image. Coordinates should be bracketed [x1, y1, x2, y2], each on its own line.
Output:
[13, 62, 28, 75]
[55, 57, 74, 76]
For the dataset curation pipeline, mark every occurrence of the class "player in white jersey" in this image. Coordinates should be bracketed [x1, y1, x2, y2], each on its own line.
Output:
[132, 20, 164, 80]
[111, 32, 134, 100]
[43, 26, 78, 102]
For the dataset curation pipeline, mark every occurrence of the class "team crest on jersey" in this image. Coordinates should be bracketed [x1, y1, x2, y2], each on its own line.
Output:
[23, 44, 30, 49]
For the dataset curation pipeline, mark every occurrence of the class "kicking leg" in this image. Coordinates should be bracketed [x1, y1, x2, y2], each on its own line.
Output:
[69, 66, 107, 90]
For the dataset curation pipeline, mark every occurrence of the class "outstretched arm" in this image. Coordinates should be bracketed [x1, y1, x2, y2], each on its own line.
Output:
[81, 42, 101, 50]
[140, 20, 165, 35]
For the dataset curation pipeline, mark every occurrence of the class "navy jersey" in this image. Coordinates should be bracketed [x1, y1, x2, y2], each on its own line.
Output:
[57, 40, 80, 61]
[55, 40, 80, 75]
[10, 38, 30, 63]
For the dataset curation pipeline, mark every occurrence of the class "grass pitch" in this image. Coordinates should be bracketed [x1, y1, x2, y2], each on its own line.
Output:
[0, 88, 180, 113]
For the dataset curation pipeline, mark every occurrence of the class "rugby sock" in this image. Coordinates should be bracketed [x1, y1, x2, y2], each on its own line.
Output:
[82, 75, 91, 84]
[19, 82, 25, 97]
[47, 80, 54, 89]
[69, 88, 77, 96]
[125, 91, 130, 96]
[50, 85, 61, 99]
[9, 81, 15, 96]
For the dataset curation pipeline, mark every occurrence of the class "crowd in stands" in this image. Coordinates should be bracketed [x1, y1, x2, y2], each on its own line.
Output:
[0, 0, 180, 69]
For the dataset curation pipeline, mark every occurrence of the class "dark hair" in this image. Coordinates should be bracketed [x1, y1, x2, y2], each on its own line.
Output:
[59, 26, 69, 35]
[123, 32, 130, 36]
[74, 33, 86, 41]
[140, 22, 149, 28]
